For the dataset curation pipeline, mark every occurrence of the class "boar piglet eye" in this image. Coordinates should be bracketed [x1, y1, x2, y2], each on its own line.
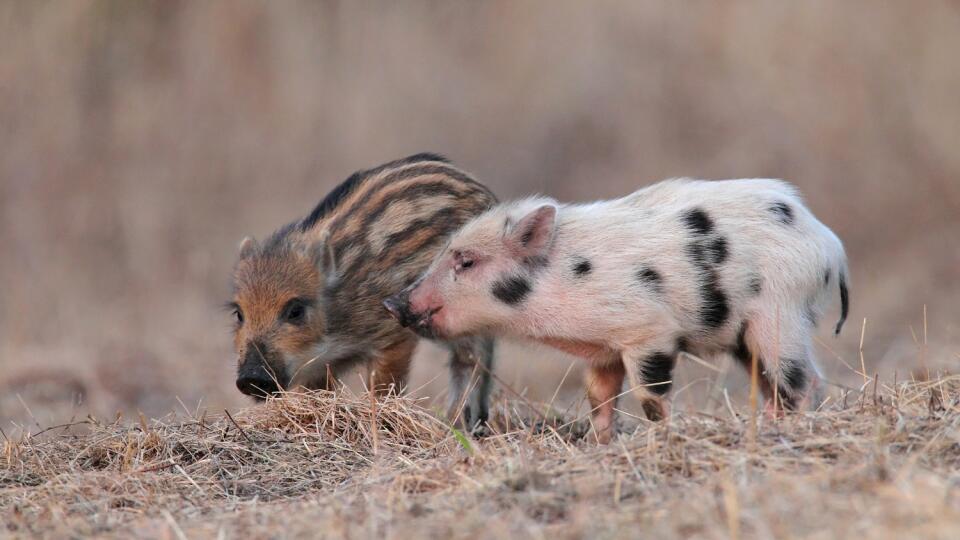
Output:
[226, 302, 244, 325]
[280, 297, 313, 325]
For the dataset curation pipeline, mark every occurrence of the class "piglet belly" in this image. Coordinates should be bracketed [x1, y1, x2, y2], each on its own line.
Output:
[536, 337, 620, 366]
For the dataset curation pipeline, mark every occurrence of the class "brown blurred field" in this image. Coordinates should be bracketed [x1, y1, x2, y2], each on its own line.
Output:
[1, 2, 959, 536]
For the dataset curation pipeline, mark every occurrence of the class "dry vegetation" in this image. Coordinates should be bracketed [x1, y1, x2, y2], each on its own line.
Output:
[1, 1, 959, 425]
[3, 376, 960, 538]
[1, 1, 959, 537]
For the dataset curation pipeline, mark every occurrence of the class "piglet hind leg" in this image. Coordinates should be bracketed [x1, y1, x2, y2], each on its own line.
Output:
[622, 340, 681, 422]
[585, 358, 626, 444]
[446, 336, 496, 434]
[742, 316, 822, 414]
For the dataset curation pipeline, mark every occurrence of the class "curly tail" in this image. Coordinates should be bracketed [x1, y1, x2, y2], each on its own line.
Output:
[834, 270, 849, 336]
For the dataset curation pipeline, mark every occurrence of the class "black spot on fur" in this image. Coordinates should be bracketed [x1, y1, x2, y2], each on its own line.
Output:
[636, 267, 663, 292]
[640, 352, 675, 395]
[675, 336, 689, 353]
[491, 276, 531, 305]
[686, 242, 707, 265]
[731, 322, 751, 363]
[780, 361, 808, 393]
[572, 257, 592, 276]
[823, 268, 831, 286]
[769, 201, 794, 225]
[748, 275, 763, 295]
[682, 207, 714, 235]
[699, 271, 729, 328]
[707, 237, 729, 265]
[729, 322, 779, 400]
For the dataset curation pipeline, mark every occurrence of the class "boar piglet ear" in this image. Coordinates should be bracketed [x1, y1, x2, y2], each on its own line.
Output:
[304, 238, 339, 284]
[507, 204, 557, 257]
[239, 236, 259, 259]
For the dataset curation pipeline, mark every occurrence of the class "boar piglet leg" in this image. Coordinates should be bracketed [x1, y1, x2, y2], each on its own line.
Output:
[446, 336, 495, 434]
[370, 338, 417, 396]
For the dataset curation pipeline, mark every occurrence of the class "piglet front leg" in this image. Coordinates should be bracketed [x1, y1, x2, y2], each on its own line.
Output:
[585, 360, 625, 444]
[537, 337, 624, 444]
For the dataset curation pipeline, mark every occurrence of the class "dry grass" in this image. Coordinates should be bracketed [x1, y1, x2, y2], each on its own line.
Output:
[3, 375, 959, 538]
[2, 1, 960, 426]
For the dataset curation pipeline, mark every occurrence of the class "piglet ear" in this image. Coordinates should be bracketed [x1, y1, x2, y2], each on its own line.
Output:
[238, 236, 259, 259]
[508, 204, 558, 257]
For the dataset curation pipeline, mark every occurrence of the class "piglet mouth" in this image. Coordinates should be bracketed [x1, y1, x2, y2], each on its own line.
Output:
[412, 306, 443, 332]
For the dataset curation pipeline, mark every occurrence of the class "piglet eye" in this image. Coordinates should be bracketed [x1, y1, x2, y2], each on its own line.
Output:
[234, 309, 244, 324]
[454, 251, 476, 273]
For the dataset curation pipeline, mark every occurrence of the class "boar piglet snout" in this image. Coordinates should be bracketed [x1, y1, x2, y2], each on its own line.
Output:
[236, 343, 284, 400]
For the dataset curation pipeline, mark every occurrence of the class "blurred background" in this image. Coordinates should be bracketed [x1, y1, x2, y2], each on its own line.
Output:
[2, 1, 958, 428]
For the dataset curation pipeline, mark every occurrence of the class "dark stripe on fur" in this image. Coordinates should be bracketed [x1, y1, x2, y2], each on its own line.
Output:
[358, 180, 467, 234]
[301, 153, 448, 232]
[330, 163, 493, 235]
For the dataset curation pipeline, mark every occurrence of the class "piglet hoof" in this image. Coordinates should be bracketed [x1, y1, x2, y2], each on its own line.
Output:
[641, 398, 668, 422]
[589, 425, 616, 445]
[762, 400, 787, 419]
[468, 422, 491, 439]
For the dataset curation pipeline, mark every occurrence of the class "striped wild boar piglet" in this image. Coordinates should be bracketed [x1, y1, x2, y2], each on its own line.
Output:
[385, 178, 849, 442]
[230, 154, 498, 430]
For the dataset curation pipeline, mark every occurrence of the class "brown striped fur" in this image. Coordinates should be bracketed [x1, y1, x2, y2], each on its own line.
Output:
[230, 154, 497, 429]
